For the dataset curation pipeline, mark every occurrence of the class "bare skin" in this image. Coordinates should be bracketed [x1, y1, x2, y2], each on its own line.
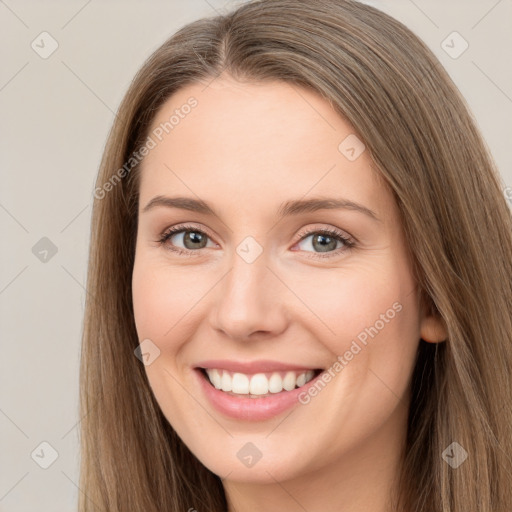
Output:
[132, 75, 447, 512]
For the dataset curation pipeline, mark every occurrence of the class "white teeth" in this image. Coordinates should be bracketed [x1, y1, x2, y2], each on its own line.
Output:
[206, 369, 222, 389]
[249, 373, 268, 395]
[204, 369, 317, 396]
[232, 373, 250, 394]
[268, 373, 283, 393]
[221, 371, 232, 392]
[283, 371, 296, 391]
[296, 373, 306, 387]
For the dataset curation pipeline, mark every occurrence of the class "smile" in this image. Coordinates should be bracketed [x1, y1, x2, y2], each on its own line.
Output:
[202, 368, 320, 397]
[194, 361, 325, 421]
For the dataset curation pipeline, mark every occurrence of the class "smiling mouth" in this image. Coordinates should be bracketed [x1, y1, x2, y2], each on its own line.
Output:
[197, 367, 323, 398]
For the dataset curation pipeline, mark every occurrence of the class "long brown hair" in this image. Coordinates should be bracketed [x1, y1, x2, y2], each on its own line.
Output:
[79, 1, 512, 510]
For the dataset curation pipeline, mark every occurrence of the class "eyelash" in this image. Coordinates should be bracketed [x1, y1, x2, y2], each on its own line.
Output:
[156, 223, 355, 259]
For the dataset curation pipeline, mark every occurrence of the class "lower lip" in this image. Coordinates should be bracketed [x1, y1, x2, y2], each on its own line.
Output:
[195, 368, 323, 421]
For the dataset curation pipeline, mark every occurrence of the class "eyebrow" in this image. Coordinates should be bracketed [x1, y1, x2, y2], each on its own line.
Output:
[142, 195, 380, 222]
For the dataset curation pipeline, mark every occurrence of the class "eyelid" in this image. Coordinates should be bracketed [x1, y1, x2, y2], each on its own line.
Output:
[162, 222, 216, 242]
[295, 224, 356, 245]
[158, 222, 356, 258]
[158, 223, 217, 254]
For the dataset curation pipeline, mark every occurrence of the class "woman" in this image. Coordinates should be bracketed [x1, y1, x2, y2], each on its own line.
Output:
[80, 1, 512, 510]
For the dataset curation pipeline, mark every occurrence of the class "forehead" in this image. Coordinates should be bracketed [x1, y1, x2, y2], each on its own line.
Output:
[139, 78, 394, 222]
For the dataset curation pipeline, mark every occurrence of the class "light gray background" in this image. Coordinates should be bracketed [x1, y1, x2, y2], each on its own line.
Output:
[1, 0, 511, 510]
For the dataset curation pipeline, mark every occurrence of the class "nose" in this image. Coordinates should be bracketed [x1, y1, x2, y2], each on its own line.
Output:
[209, 249, 289, 342]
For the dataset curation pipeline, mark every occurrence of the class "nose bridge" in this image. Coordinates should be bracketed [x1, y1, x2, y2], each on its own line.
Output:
[211, 241, 286, 339]
[228, 244, 271, 299]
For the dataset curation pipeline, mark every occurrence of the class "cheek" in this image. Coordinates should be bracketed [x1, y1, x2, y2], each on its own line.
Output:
[287, 262, 412, 348]
[291, 269, 419, 461]
[291, 260, 420, 399]
[132, 258, 204, 344]
[131, 259, 201, 419]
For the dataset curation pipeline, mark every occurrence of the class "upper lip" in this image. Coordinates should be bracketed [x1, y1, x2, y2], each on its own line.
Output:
[195, 359, 322, 374]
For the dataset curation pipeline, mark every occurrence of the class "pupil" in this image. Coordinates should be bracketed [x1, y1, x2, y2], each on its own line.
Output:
[314, 234, 336, 253]
[185, 231, 206, 249]
[181, 232, 337, 252]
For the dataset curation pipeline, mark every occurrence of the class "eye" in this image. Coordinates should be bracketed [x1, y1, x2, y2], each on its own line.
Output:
[157, 224, 355, 259]
[294, 227, 355, 259]
[157, 224, 216, 256]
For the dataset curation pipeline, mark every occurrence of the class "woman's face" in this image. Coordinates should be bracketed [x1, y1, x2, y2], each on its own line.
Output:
[132, 76, 445, 483]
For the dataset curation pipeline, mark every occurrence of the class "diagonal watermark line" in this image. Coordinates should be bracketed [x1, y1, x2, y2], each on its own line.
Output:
[472, 61, 512, 105]
[60, 265, 86, 290]
[163, 163, 233, 233]
[61, 61, 119, 118]
[471, 0, 504, 30]
[60, 264, 111, 318]
[60, 397, 100, 440]
[406, 0, 439, 28]
[163, 268, 233, 337]
[481, 401, 512, 471]
[61, 470, 104, 512]
[265, 470, 310, 511]
[193, 37, 230, 94]
[265, 164, 337, 235]
[162, 367, 235, 437]
[290, 84, 337, 131]
[288, 287, 418, 413]
[60, 203, 89, 233]
[0, 265, 29, 295]
[60, 265, 125, 340]
[220, 469, 234, 481]
[61, 0, 92, 29]
[201, 0, 223, 16]
[0, 202, 29, 233]
[265, 408, 297, 438]
[496, 448, 512, 484]
[0, 0, 29, 28]
[368, 368, 409, 411]
[265, 265, 336, 336]
[192, 45, 210, 69]
[0, 408, 29, 438]
[0, 62, 29, 92]
[201, 61, 229, 93]
[0, 472, 29, 502]
[494, 426, 512, 482]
